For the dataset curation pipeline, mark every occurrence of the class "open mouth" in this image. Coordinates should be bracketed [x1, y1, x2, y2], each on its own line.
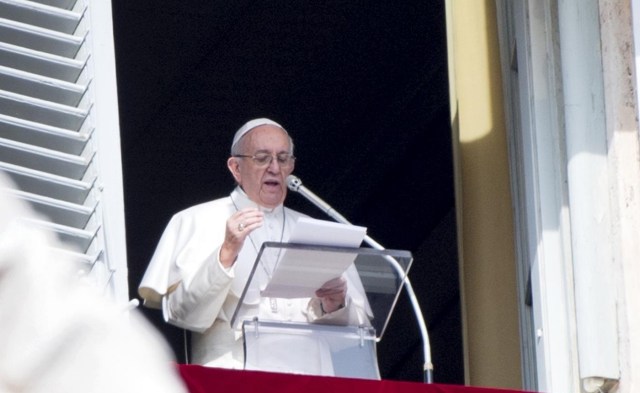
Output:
[263, 179, 281, 188]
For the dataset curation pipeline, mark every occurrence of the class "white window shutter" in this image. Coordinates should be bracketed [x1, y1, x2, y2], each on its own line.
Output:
[0, 0, 128, 304]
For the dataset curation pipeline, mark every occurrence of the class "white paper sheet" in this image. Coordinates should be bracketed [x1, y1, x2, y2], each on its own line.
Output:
[260, 217, 366, 298]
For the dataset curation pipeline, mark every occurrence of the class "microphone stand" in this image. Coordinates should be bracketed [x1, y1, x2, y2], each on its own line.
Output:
[287, 176, 434, 383]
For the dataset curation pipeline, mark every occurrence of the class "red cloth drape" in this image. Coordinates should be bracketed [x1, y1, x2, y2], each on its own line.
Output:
[177, 365, 537, 393]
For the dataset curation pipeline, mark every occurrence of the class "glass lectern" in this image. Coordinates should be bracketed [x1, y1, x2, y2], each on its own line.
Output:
[230, 242, 413, 379]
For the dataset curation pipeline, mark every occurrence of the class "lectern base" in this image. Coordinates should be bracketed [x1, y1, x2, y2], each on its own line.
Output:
[243, 319, 380, 380]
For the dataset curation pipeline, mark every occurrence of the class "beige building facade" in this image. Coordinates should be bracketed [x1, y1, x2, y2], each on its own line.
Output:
[447, 1, 640, 392]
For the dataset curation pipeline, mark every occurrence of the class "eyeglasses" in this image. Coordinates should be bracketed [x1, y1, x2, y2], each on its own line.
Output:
[233, 152, 296, 168]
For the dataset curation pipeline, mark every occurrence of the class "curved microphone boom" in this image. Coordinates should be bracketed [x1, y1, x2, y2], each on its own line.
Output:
[285, 174, 434, 383]
[286, 175, 351, 224]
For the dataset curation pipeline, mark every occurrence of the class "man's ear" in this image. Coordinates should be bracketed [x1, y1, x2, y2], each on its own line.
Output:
[227, 157, 241, 184]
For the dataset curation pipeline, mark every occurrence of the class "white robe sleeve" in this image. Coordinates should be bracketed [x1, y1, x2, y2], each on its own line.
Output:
[163, 248, 234, 332]
[139, 205, 234, 332]
[138, 214, 186, 309]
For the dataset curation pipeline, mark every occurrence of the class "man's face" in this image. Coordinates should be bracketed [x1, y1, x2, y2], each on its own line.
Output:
[227, 125, 294, 208]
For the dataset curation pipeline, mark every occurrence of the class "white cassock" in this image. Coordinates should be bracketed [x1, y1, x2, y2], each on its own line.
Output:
[139, 187, 371, 376]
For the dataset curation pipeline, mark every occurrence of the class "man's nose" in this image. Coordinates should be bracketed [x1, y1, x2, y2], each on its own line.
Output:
[267, 155, 281, 172]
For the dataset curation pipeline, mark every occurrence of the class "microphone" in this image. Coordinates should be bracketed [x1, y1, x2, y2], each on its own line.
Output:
[285, 174, 434, 383]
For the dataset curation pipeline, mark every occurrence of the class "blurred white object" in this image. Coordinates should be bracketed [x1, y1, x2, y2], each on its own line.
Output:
[0, 173, 187, 393]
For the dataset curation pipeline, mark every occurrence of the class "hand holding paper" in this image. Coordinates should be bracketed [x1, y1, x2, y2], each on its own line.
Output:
[316, 277, 347, 313]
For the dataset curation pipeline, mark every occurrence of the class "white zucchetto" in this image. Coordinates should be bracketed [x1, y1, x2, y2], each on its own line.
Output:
[231, 118, 286, 153]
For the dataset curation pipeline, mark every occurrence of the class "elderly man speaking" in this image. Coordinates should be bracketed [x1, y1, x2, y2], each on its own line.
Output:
[139, 119, 369, 376]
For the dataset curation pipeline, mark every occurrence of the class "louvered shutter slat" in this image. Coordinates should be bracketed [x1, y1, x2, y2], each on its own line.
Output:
[10, 188, 95, 228]
[0, 136, 91, 179]
[0, 114, 89, 155]
[0, 42, 85, 82]
[0, 90, 88, 129]
[0, 0, 84, 34]
[29, 0, 76, 11]
[0, 65, 87, 105]
[0, 161, 92, 203]
[24, 218, 98, 253]
[0, 17, 84, 58]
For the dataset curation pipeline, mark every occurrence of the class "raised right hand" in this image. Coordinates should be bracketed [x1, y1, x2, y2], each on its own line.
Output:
[219, 207, 264, 267]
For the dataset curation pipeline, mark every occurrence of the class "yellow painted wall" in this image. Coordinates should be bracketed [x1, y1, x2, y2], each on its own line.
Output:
[445, 0, 522, 389]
